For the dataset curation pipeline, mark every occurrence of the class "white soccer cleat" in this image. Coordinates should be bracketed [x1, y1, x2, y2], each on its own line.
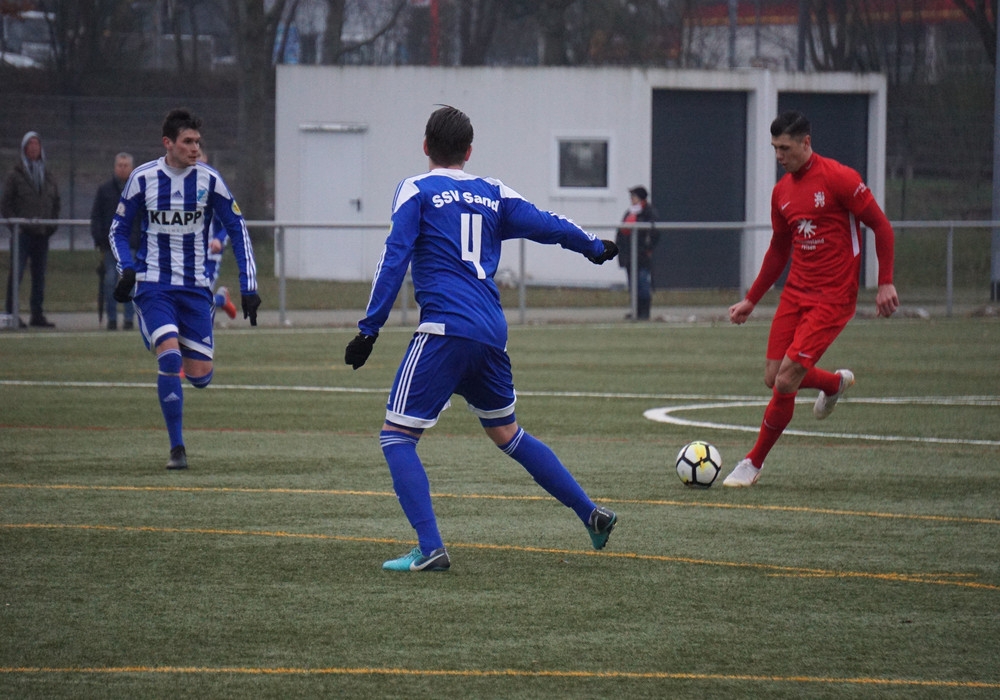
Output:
[722, 458, 761, 487]
[813, 369, 855, 420]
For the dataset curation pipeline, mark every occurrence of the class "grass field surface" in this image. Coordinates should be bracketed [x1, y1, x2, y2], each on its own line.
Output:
[1, 317, 998, 698]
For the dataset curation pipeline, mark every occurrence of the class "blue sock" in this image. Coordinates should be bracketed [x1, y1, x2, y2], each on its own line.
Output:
[157, 349, 184, 449]
[499, 428, 595, 523]
[380, 430, 443, 555]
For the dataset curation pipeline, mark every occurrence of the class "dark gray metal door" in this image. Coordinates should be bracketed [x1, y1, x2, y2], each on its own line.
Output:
[650, 89, 747, 289]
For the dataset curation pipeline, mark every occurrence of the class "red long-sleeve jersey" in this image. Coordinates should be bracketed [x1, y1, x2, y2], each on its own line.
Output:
[746, 153, 894, 306]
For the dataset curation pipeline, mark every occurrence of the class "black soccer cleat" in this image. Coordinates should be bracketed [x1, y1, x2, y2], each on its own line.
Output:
[587, 506, 617, 550]
[166, 445, 188, 470]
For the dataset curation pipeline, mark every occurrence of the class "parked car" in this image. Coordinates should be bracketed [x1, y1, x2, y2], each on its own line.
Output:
[1, 10, 55, 67]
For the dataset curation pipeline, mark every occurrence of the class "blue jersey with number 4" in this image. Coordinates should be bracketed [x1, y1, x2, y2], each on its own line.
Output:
[360, 169, 603, 349]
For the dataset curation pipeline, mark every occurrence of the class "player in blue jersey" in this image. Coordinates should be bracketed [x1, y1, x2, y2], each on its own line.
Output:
[109, 108, 261, 470]
[345, 106, 620, 572]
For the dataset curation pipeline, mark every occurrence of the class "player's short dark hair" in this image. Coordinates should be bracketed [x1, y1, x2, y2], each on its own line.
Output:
[425, 105, 473, 167]
[770, 111, 810, 139]
[163, 108, 203, 141]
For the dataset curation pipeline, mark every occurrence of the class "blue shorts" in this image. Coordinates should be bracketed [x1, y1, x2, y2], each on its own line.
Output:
[386, 333, 517, 430]
[133, 283, 215, 360]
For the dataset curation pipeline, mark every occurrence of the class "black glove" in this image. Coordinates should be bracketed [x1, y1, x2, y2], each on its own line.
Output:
[345, 333, 377, 370]
[241, 293, 261, 326]
[112, 268, 136, 302]
[587, 239, 619, 265]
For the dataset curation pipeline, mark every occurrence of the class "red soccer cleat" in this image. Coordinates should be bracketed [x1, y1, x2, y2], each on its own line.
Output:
[218, 286, 238, 319]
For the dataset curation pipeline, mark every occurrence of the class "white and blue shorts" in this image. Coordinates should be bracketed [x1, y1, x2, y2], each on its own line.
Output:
[385, 333, 517, 431]
[133, 283, 215, 361]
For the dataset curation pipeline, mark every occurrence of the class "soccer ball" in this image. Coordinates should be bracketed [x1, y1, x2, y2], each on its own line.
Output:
[675, 441, 722, 488]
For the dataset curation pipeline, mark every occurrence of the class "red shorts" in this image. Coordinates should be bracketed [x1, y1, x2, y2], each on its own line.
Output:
[766, 295, 854, 369]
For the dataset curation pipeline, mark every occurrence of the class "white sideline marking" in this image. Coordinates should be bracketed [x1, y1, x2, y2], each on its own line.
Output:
[4, 379, 998, 446]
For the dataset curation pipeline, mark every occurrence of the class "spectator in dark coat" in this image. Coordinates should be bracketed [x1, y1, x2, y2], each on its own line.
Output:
[91, 152, 138, 330]
[2, 131, 61, 328]
[615, 185, 659, 320]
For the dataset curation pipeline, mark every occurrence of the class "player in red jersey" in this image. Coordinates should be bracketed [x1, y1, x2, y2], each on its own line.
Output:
[723, 110, 899, 487]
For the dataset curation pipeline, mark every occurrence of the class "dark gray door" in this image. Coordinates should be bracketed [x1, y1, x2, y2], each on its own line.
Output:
[777, 93, 869, 180]
[650, 89, 746, 289]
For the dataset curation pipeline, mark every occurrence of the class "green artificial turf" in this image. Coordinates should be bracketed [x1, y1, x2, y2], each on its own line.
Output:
[1, 318, 998, 698]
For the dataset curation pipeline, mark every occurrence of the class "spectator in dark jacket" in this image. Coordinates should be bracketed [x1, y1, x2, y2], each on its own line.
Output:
[91, 153, 138, 330]
[615, 185, 659, 320]
[2, 131, 61, 328]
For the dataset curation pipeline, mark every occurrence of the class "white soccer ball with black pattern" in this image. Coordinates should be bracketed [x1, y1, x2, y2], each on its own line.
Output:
[675, 441, 722, 488]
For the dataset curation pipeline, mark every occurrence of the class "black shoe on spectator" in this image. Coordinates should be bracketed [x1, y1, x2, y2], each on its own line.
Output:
[29, 315, 54, 328]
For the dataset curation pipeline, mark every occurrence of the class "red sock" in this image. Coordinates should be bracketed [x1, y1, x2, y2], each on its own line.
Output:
[800, 367, 840, 395]
[747, 389, 797, 467]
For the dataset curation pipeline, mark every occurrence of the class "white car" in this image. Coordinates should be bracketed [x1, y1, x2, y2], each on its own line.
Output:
[0, 51, 41, 68]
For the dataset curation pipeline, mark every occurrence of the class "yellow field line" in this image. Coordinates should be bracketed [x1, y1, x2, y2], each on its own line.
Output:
[4, 523, 998, 591]
[0, 665, 997, 688]
[2, 482, 998, 526]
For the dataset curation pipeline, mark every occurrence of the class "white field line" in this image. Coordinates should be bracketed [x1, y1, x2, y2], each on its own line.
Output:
[3, 380, 998, 446]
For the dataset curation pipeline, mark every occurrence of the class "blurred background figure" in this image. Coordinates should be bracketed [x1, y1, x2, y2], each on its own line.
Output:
[615, 185, 659, 320]
[91, 152, 138, 330]
[3, 131, 61, 328]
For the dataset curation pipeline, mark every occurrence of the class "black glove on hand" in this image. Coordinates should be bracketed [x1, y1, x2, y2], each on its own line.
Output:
[587, 239, 619, 265]
[241, 293, 261, 326]
[345, 333, 377, 370]
[112, 269, 136, 302]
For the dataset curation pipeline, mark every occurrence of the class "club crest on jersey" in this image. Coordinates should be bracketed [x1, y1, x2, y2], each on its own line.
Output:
[116, 202, 126, 216]
[814, 191, 826, 208]
[796, 219, 817, 238]
[148, 210, 204, 226]
[197, 187, 208, 203]
[231, 200, 242, 216]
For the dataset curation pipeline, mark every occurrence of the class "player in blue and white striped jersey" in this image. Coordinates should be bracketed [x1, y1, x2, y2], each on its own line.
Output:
[109, 108, 261, 470]
[345, 106, 620, 572]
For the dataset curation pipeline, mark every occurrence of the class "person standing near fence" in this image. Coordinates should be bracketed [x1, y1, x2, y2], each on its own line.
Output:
[109, 108, 261, 470]
[615, 185, 659, 320]
[91, 152, 139, 330]
[2, 131, 61, 328]
[344, 105, 620, 572]
[723, 110, 899, 488]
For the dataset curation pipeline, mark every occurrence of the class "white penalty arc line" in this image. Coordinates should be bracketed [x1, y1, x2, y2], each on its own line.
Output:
[644, 399, 1000, 447]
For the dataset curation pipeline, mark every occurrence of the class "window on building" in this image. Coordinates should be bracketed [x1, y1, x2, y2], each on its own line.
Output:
[557, 138, 609, 189]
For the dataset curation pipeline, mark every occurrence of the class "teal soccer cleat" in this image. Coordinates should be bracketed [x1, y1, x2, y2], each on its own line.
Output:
[587, 506, 617, 550]
[382, 547, 451, 572]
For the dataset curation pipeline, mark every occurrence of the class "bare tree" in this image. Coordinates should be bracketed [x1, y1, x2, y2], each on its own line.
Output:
[321, 0, 346, 61]
[321, 0, 407, 64]
[952, 0, 997, 66]
[27, 0, 142, 92]
[458, 0, 502, 66]
[226, 0, 288, 221]
[804, 0, 937, 80]
[535, 0, 576, 65]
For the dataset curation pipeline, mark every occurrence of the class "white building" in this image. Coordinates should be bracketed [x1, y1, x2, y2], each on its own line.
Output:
[275, 65, 887, 290]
